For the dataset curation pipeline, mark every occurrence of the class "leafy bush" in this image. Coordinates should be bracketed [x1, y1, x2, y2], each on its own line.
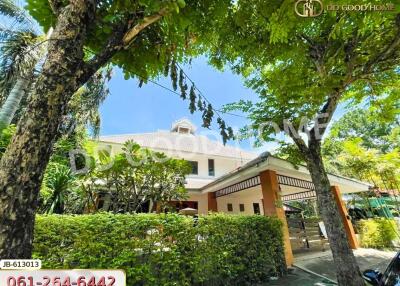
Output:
[33, 213, 285, 286]
[358, 218, 398, 249]
[0, 124, 16, 157]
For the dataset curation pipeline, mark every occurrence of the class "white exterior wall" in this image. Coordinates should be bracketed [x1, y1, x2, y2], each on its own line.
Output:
[216, 187, 264, 215]
[187, 191, 208, 215]
[185, 154, 247, 183]
[96, 141, 252, 189]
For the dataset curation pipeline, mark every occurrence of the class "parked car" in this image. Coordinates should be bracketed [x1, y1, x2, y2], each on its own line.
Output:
[363, 252, 400, 285]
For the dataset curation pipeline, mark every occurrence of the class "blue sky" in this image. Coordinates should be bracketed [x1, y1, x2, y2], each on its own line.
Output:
[99, 57, 267, 152]
[99, 56, 347, 153]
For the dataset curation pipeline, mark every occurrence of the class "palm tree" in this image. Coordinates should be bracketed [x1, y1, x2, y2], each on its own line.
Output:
[0, 0, 44, 128]
[0, 0, 111, 136]
[0, 0, 46, 128]
[63, 67, 112, 138]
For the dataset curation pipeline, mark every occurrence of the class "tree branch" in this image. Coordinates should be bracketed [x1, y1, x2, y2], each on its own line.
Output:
[78, 8, 169, 86]
[291, 134, 310, 155]
[48, 0, 63, 15]
[78, 23, 128, 85]
[309, 91, 341, 141]
[122, 7, 169, 46]
[362, 14, 400, 75]
[277, 120, 310, 155]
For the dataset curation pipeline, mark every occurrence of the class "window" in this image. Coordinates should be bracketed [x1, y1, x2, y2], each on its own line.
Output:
[208, 159, 215, 176]
[97, 199, 105, 210]
[239, 204, 245, 212]
[188, 161, 198, 175]
[253, 203, 261, 215]
[178, 127, 190, 134]
[227, 203, 233, 212]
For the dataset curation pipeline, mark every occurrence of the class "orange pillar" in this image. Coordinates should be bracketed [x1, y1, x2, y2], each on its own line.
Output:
[208, 192, 218, 212]
[331, 186, 358, 249]
[260, 170, 294, 267]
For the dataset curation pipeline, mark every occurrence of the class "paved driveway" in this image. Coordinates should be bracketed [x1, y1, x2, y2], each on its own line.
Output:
[267, 267, 336, 286]
[262, 248, 396, 285]
[294, 248, 397, 282]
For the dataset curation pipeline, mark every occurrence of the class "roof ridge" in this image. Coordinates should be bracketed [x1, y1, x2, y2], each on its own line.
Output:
[98, 132, 258, 158]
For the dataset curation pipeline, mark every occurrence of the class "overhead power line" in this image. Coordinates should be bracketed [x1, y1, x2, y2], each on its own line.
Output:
[139, 74, 247, 119]
[174, 62, 248, 119]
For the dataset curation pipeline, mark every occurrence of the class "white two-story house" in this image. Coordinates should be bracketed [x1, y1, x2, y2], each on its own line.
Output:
[97, 118, 257, 214]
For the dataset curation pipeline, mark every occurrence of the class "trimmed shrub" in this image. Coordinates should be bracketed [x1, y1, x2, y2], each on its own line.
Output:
[358, 218, 398, 249]
[33, 213, 285, 286]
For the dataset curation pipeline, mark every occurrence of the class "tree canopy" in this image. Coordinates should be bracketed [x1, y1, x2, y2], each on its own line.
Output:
[325, 108, 400, 153]
[216, 1, 399, 145]
[83, 140, 191, 213]
[323, 108, 400, 190]
[26, 0, 227, 83]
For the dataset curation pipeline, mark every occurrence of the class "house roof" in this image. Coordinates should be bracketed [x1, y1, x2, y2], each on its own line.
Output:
[99, 131, 257, 160]
[199, 151, 271, 190]
[200, 152, 373, 194]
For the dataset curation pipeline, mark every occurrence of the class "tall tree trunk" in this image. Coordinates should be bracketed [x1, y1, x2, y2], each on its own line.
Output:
[0, 78, 29, 127]
[306, 139, 364, 286]
[0, 0, 96, 259]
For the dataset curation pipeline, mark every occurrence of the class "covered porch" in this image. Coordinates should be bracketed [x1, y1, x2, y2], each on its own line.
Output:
[200, 152, 372, 267]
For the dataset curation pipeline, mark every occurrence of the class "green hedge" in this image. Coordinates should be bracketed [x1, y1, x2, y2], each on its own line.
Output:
[33, 213, 285, 286]
[358, 218, 398, 249]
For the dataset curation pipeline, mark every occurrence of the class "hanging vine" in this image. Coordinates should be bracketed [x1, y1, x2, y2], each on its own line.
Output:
[189, 84, 196, 114]
[140, 58, 235, 144]
[178, 69, 187, 100]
